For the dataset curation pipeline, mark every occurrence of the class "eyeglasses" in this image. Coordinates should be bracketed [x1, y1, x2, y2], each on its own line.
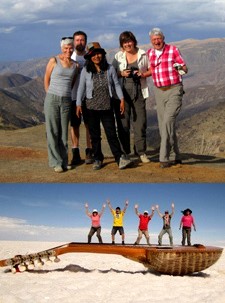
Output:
[61, 37, 73, 40]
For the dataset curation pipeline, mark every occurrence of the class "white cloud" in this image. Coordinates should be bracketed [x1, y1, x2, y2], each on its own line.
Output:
[0, 0, 223, 27]
[1, 0, 225, 60]
[0, 26, 15, 33]
[0, 216, 88, 241]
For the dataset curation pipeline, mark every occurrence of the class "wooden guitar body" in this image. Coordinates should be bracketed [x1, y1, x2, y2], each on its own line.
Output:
[0, 242, 223, 276]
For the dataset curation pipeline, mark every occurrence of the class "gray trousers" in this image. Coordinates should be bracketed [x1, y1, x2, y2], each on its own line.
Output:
[158, 228, 173, 245]
[44, 93, 71, 168]
[121, 97, 147, 155]
[154, 84, 183, 162]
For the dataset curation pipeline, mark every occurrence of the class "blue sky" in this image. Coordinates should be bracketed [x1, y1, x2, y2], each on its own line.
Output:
[1, 0, 225, 61]
[0, 183, 225, 247]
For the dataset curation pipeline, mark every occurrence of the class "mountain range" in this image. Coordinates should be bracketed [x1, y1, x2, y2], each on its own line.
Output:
[0, 37, 225, 156]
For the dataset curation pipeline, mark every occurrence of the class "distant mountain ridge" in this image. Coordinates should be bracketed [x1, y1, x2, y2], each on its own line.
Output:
[0, 37, 225, 156]
[0, 75, 45, 129]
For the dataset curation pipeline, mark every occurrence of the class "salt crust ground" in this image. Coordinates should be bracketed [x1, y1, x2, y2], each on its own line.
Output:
[0, 241, 225, 303]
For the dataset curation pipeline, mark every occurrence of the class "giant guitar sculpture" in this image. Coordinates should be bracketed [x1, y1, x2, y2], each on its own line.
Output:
[0, 242, 223, 276]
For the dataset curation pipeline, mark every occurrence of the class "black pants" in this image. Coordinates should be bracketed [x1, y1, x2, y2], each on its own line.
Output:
[88, 226, 103, 243]
[182, 227, 191, 245]
[87, 109, 122, 163]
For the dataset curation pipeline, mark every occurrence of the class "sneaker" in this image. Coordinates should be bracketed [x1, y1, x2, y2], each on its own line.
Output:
[122, 241, 125, 245]
[140, 154, 150, 163]
[67, 165, 72, 170]
[119, 155, 132, 169]
[85, 148, 94, 164]
[54, 166, 63, 173]
[93, 160, 102, 170]
[71, 148, 81, 165]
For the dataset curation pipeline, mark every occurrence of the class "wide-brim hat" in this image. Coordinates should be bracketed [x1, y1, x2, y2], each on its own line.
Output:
[84, 42, 106, 59]
[182, 208, 192, 215]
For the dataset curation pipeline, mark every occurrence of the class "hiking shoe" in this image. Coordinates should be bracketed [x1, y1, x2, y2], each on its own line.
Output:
[170, 159, 182, 166]
[54, 166, 63, 173]
[92, 160, 102, 170]
[71, 148, 81, 165]
[140, 154, 150, 163]
[85, 148, 94, 164]
[160, 162, 171, 168]
[119, 155, 132, 169]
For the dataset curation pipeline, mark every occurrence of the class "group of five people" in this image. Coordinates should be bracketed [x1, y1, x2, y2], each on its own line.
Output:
[44, 27, 188, 172]
[85, 200, 196, 246]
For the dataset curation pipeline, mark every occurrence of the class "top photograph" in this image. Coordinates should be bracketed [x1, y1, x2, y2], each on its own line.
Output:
[0, 0, 225, 183]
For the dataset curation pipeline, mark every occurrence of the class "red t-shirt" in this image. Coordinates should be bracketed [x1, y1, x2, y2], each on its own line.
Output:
[139, 214, 151, 230]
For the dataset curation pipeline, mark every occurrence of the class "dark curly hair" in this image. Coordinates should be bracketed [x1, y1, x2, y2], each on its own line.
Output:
[85, 53, 109, 74]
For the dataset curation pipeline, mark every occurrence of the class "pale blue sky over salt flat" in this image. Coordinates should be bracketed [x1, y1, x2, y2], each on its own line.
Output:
[1, 0, 225, 61]
[0, 183, 225, 247]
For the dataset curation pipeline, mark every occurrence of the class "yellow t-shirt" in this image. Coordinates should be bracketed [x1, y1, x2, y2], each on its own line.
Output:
[111, 209, 125, 226]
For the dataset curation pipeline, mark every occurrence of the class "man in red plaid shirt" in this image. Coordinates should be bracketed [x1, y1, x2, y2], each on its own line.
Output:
[147, 28, 188, 168]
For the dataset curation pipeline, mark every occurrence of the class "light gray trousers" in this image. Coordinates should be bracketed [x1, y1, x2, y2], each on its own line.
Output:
[44, 93, 71, 168]
[158, 228, 173, 245]
[154, 84, 183, 162]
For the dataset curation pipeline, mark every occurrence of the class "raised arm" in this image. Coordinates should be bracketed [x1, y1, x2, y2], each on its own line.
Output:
[170, 202, 175, 217]
[99, 204, 106, 217]
[150, 206, 155, 218]
[106, 199, 113, 211]
[85, 203, 91, 217]
[134, 204, 139, 217]
[123, 200, 129, 213]
[155, 205, 163, 218]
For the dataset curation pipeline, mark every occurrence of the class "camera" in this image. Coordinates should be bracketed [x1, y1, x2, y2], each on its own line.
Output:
[125, 67, 141, 82]
[173, 63, 186, 75]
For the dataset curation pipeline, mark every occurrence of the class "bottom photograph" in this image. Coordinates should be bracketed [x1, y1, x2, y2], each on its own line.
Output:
[0, 183, 225, 303]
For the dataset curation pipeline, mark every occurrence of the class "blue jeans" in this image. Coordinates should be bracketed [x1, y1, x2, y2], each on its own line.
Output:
[44, 93, 71, 168]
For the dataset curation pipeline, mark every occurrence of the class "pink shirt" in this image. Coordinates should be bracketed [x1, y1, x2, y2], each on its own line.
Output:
[89, 214, 101, 227]
[181, 215, 194, 228]
[147, 44, 186, 87]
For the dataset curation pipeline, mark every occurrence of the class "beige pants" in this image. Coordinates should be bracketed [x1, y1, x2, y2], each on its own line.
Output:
[135, 229, 150, 244]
